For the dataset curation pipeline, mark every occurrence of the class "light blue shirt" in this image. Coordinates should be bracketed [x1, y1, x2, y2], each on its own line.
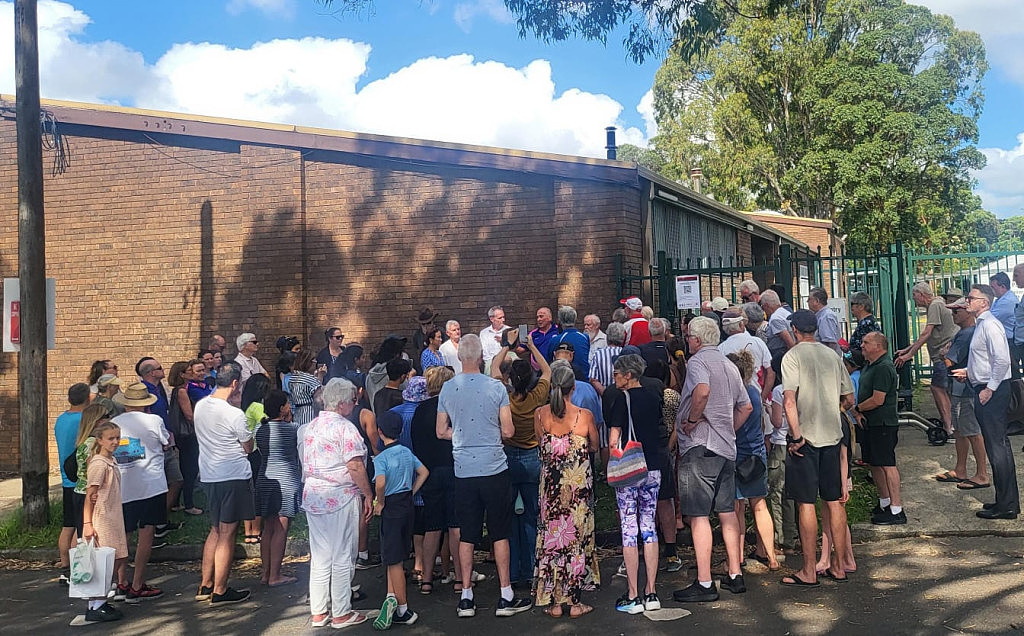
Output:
[571, 380, 604, 425]
[991, 290, 1017, 340]
[374, 443, 423, 496]
[438, 373, 510, 478]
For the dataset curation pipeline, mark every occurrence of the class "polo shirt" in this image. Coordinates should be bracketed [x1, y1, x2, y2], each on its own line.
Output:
[530, 325, 561, 368]
[857, 354, 899, 427]
[550, 327, 591, 377]
[143, 379, 169, 425]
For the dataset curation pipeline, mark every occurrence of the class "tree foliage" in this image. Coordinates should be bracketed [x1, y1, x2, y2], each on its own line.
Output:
[651, 0, 988, 248]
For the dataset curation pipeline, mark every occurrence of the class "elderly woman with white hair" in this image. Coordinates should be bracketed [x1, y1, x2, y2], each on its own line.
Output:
[301, 378, 374, 629]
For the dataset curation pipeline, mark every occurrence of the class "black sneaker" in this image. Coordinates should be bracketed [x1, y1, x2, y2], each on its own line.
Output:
[673, 580, 719, 603]
[210, 587, 250, 605]
[195, 585, 213, 601]
[719, 574, 746, 594]
[85, 602, 123, 623]
[872, 509, 907, 525]
[643, 592, 662, 611]
[150, 539, 168, 549]
[457, 597, 476, 618]
[870, 504, 890, 517]
[356, 554, 382, 570]
[495, 596, 532, 616]
[153, 522, 182, 539]
[392, 610, 418, 626]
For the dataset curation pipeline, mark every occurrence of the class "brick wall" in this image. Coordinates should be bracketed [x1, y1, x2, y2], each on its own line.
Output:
[0, 119, 641, 472]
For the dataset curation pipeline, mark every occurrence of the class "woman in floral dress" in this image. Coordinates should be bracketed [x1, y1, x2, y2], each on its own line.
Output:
[532, 364, 600, 618]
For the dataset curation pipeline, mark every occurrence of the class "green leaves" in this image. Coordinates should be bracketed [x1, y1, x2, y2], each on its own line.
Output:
[649, 0, 988, 248]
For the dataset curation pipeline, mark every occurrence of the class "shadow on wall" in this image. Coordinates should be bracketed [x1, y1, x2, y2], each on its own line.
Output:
[0, 250, 15, 472]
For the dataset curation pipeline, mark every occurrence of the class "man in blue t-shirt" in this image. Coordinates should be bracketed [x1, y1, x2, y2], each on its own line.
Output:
[55, 382, 90, 573]
[548, 305, 590, 378]
[436, 334, 532, 619]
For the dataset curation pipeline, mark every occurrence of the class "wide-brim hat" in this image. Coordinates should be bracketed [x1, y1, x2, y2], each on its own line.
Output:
[417, 306, 439, 324]
[114, 381, 157, 407]
[402, 376, 430, 403]
[942, 287, 964, 301]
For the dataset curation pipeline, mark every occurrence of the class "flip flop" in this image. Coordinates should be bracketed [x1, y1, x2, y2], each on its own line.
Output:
[935, 471, 966, 483]
[268, 576, 298, 588]
[821, 570, 849, 583]
[780, 575, 820, 587]
[957, 480, 991, 490]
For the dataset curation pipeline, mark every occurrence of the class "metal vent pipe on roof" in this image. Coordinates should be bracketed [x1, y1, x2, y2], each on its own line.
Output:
[690, 167, 702, 194]
[605, 126, 617, 160]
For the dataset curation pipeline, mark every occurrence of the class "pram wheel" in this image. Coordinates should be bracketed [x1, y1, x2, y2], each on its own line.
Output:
[927, 426, 949, 446]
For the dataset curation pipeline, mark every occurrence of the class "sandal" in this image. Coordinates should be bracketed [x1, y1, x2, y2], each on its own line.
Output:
[410, 569, 423, 583]
[569, 603, 593, 618]
[244, 534, 261, 544]
[934, 471, 966, 483]
[780, 574, 820, 587]
[544, 605, 563, 618]
[821, 570, 849, 583]
[956, 479, 991, 490]
[419, 581, 433, 595]
[184, 507, 204, 516]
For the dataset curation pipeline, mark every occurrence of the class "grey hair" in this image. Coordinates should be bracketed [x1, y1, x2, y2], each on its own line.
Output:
[584, 314, 600, 328]
[809, 287, 828, 305]
[236, 332, 256, 350]
[649, 317, 667, 337]
[606, 321, 627, 346]
[911, 282, 933, 298]
[321, 377, 356, 411]
[611, 307, 627, 323]
[688, 316, 721, 346]
[445, 320, 460, 332]
[548, 362, 576, 418]
[458, 333, 483, 364]
[850, 291, 874, 313]
[739, 279, 759, 294]
[557, 305, 577, 327]
[759, 289, 780, 309]
[487, 305, 503, 319]
[612, 353, 646, 380]
[742, 302, 764, 324]
[723, 318, 746, 335]
[215, 361, 241, 388]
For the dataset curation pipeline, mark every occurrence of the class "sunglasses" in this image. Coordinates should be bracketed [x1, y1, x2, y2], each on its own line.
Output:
[332, 334, 345, 340]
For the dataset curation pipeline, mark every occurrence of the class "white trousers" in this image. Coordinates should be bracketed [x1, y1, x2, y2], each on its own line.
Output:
[307, 497, 359, 617]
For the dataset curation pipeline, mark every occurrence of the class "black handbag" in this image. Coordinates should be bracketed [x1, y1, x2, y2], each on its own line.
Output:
[736, 454, 766, 483]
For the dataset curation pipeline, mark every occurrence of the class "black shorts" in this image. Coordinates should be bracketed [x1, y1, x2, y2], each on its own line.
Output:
[203, 479, 255, 525]
[455, 470, 512, 545]
[785, 442, 842, 504]
[420, 467, 458, 532]
[123, 493, 168, 532]
[863, 426, 899, 467]
[380, 492, 415, 566]
[677, 446, 735, 517]
[62, 487, 85, 532]
[657, 462, 677, 501]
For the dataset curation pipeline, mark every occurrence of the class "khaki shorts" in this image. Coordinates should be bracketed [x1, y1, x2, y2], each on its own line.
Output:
[952, 395, 981, 437]
[164, 446, 183, 483]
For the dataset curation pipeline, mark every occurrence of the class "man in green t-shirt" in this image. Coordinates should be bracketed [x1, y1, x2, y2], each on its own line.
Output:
[855, 332, 905, 525]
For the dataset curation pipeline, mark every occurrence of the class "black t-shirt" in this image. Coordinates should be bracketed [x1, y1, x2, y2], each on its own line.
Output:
[373, 387, 404, 417]
[315, 346, 347, 383]
[638, 341, 670, 369]
[608, 384, 668, 472]
[410, 397, 453, 470]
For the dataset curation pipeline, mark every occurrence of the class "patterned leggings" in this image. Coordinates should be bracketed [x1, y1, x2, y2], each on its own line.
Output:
[615, 470, 662, 548]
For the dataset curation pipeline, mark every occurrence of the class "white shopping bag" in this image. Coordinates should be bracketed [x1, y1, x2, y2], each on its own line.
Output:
[68, 543, 116, 599]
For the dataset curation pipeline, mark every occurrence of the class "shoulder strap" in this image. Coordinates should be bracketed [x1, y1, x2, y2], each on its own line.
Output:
[623, 390, 636, 443]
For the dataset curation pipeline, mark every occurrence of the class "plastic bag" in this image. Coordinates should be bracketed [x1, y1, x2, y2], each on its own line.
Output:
[70, 538, 95, 584]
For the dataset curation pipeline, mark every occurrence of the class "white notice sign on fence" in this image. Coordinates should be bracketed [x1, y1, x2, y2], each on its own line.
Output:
[676, 275, 701, 310]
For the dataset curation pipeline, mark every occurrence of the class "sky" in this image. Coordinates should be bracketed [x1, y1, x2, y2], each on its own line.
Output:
[0, 0, 1021, 218]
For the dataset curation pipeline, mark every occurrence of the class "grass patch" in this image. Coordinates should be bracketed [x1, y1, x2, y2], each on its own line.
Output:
[846, 467, 879, 524]
[0, 500, 64, 550]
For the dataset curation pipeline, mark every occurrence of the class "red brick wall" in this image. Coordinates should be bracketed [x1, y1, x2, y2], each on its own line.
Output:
[0, 120, 641, 472]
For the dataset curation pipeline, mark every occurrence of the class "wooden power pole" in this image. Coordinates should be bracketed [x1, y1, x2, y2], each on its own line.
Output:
[15, 0, 49, 528]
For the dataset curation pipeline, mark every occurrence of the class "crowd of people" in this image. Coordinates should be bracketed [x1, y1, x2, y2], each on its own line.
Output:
[51, 274, 1022, 626]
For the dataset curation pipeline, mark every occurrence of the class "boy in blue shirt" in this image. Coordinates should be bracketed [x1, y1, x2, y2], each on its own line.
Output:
[373, 411, 429, 630]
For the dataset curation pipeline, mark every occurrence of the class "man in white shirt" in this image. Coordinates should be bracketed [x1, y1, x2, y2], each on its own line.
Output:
[112, 383, 169, 603]
[480, 305, 509, 372]
[193, 361, 255, 604]
[953, 284, 1019, 520]
[584, 314, 608, 361]
[760, 290, 795, 358]
[718, 311, 775, 401]
[439, 320, 463, 374]
[234, 332, 268, 385]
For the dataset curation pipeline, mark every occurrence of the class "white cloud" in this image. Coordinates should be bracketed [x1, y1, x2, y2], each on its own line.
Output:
[453, 0, 513, 32]
[976, 133, 1024, 218]
[0, 0, 649, 159]
[226, 0, 295, 18]
[637, 89, 657, 140]
[912, 1, 1024, 85]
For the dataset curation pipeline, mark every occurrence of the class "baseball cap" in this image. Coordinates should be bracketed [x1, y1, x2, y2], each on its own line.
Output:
[942, 287, 964, 300]
[554, 342, 575, 352]
[711, 297, 729, 312]
[621, 296, 643, 311]
[97, 374, 122, 389]
[789, 309, 818, 333]
[946, 298, 968, 309]
[377, 411, 403, 441]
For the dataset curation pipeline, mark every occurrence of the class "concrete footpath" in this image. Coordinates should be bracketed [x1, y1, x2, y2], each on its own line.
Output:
[0, 535, 1022, 635]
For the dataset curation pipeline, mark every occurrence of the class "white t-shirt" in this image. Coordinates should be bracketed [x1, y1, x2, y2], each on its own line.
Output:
[479, 325, 508, 363]
[719, 332, 772, 387]
[194, 396, 253, 483]
[438, 340, 463, 374]
[111, 411, 169, 503]
[769, 385, 789, 446]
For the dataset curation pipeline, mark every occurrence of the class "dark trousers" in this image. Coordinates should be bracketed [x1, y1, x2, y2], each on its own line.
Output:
[974, 381, 1021, 513]
[177, 434, 201, 509]
[1011, 341, 1024, 380]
